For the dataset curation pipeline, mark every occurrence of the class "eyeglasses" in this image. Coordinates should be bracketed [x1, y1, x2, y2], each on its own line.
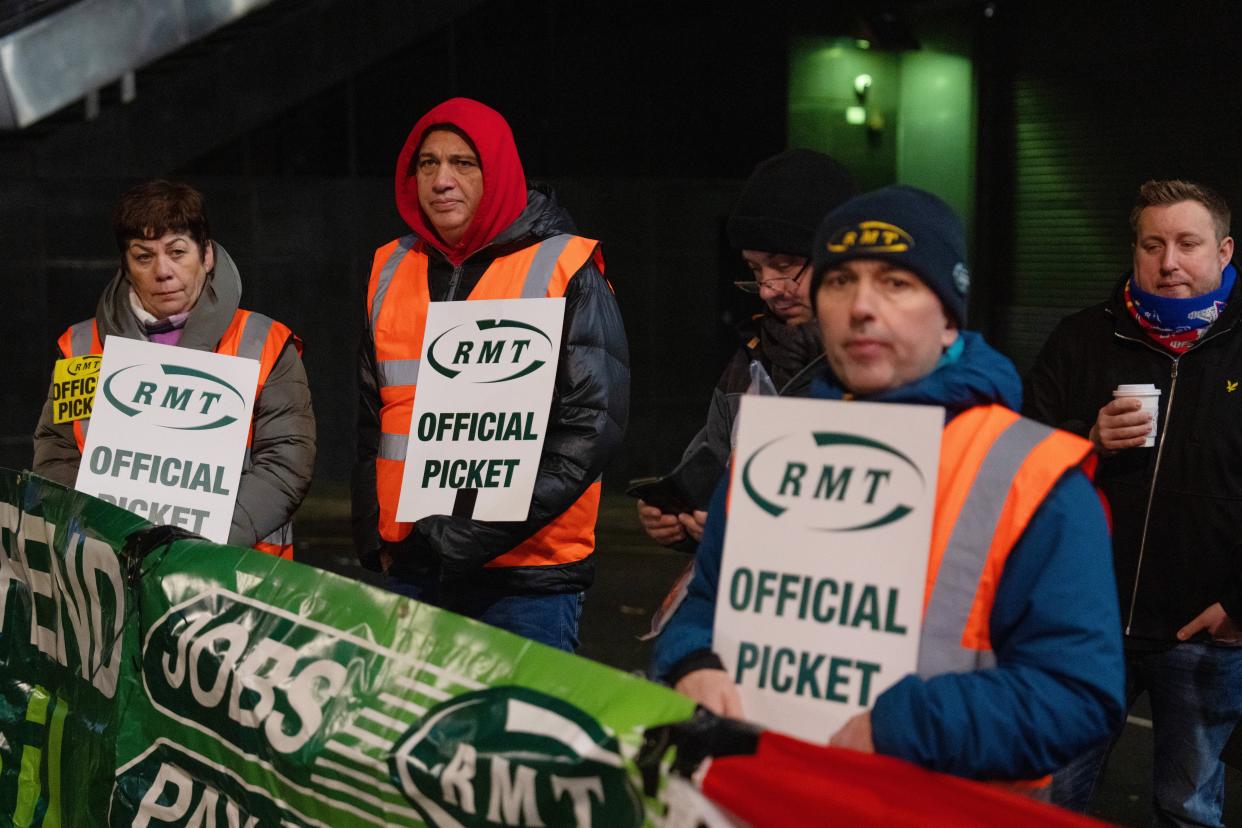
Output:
[734, 259, 811, 294]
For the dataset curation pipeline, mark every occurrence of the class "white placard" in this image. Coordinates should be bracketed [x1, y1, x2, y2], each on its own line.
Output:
[713, 395, 943, 739]
[74, 337, 259, 544]
[397, 298, 565, 522]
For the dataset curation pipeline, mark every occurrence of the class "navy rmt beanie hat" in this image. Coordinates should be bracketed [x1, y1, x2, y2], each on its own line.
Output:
[810, 185, 970, 325]
[727, 149, 855, 257]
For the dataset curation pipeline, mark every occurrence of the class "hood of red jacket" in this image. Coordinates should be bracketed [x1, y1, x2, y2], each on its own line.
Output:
[395, 97, 528, 265]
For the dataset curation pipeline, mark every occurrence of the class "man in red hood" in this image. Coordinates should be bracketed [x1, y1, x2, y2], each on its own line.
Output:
[353, 98, 629, 651]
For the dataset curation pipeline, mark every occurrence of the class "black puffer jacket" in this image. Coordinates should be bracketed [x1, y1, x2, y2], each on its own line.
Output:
[353, 186, 629, 593]
[1023, 273, 1242, 642]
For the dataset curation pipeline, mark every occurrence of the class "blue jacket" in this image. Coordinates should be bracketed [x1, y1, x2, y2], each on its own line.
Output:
[651, 331, 1125, 780]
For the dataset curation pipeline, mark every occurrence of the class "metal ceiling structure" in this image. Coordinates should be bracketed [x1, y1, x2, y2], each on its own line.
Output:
[0, 0, 278, 130]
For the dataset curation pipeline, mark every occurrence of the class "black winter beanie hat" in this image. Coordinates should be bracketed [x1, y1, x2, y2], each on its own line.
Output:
[727, 149, 855, 257]
[810, 185, 970, 325]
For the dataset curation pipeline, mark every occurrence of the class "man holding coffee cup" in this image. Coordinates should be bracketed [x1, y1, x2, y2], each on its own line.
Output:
[1110, 383, 1161, 448]
[1025, 179, 1242, 826]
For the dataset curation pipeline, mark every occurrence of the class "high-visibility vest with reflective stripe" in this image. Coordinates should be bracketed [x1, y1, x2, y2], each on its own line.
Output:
[921, 404, 1091, 672]
[721, 403, 1091, 789]
[57, 310, 300, 559]
[367, 233, 603, 568]
[920, 404, 1092, 792]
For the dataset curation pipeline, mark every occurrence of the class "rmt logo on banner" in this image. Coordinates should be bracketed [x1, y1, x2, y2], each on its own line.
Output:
[390, 687, 642, 828]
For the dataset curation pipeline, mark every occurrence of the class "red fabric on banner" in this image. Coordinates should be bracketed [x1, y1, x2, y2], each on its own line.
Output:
[701, 732, 1112, 827]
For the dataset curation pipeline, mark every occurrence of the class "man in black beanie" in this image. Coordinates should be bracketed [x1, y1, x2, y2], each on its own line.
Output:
[636, 149, 855, 552]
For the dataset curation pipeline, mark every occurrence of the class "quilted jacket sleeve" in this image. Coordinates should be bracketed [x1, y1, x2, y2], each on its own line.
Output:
[228, 341, 317, 547]
[32, 369, 83, 487]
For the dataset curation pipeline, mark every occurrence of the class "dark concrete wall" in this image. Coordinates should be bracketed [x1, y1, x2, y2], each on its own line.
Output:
[977, 0, 1242, 371]
[0, 0, 809, 488]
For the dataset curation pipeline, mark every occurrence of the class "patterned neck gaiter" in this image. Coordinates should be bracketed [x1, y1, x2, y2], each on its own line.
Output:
[1125, 263, 1235, 353]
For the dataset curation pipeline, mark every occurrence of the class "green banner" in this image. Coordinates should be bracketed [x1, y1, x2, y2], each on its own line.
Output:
[0, 470, 696, 827]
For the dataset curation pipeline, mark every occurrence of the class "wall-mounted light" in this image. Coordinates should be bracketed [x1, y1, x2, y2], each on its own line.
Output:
[854, 73, 872, 101]
[845, 73, 883, 145]
[846, 73, 872, 126]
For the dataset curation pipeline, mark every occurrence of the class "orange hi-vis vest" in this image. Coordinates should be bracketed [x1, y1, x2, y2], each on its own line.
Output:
[367, 232, 604, 568]
[718, 403, 1091, 790]
[920, 403, 1092, 792]
[921, 405, 1091, 673]
[58, 310, 300, 559]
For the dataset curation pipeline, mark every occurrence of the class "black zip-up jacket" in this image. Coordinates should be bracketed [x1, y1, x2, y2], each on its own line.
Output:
[352, 187, 630, 593]
[672, 315, 822, 507]
[1023, 272, 1242, 642]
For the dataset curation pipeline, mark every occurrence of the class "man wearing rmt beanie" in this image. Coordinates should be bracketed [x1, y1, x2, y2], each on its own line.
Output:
[655, 185, 1124, 786]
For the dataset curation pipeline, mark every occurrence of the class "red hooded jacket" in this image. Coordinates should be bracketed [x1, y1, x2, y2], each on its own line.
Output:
[394, 97, 528, 265]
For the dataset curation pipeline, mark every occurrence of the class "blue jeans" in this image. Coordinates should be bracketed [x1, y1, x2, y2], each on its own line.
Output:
[1052, 642, 1242, 827]
[384, 573, 585, 652]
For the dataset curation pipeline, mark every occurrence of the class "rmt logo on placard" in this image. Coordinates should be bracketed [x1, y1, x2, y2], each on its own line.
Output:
[101, 364, 246, 430]
[741, 432, 927, 532]
[390, 687, 642, 828]
[427, 319, 555, 383]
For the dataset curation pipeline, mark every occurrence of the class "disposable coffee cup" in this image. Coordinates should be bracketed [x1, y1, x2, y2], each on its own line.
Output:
[1113, 383, 1161, 447]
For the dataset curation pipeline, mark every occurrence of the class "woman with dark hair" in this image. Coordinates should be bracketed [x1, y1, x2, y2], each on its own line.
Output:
[33, 179, 315, 557]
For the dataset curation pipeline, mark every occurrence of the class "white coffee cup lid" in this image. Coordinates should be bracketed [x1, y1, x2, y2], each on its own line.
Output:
[1114, 383, 1160, 395]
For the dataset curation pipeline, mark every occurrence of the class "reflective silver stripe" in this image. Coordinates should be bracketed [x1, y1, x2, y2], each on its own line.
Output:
[377, 359, 420, 387]
[69, 320, 95, 356]
[521, 234, 575, 298]
[260, 522, 293, 547]
[236, 313, 275, 360]
[379, 431, 407, 462]
[370, 235, 417, 330]
[918, 416, 1055, 677]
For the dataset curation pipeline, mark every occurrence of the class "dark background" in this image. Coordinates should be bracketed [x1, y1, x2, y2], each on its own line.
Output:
[0, 0, 797, 484]
[5, 2, 1242, 823]
[9, 0, 1242, 490]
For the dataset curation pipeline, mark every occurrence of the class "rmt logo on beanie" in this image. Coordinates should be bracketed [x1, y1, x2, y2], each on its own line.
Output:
[811, 186, 970, 325]
[825, 220, 914, 255]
